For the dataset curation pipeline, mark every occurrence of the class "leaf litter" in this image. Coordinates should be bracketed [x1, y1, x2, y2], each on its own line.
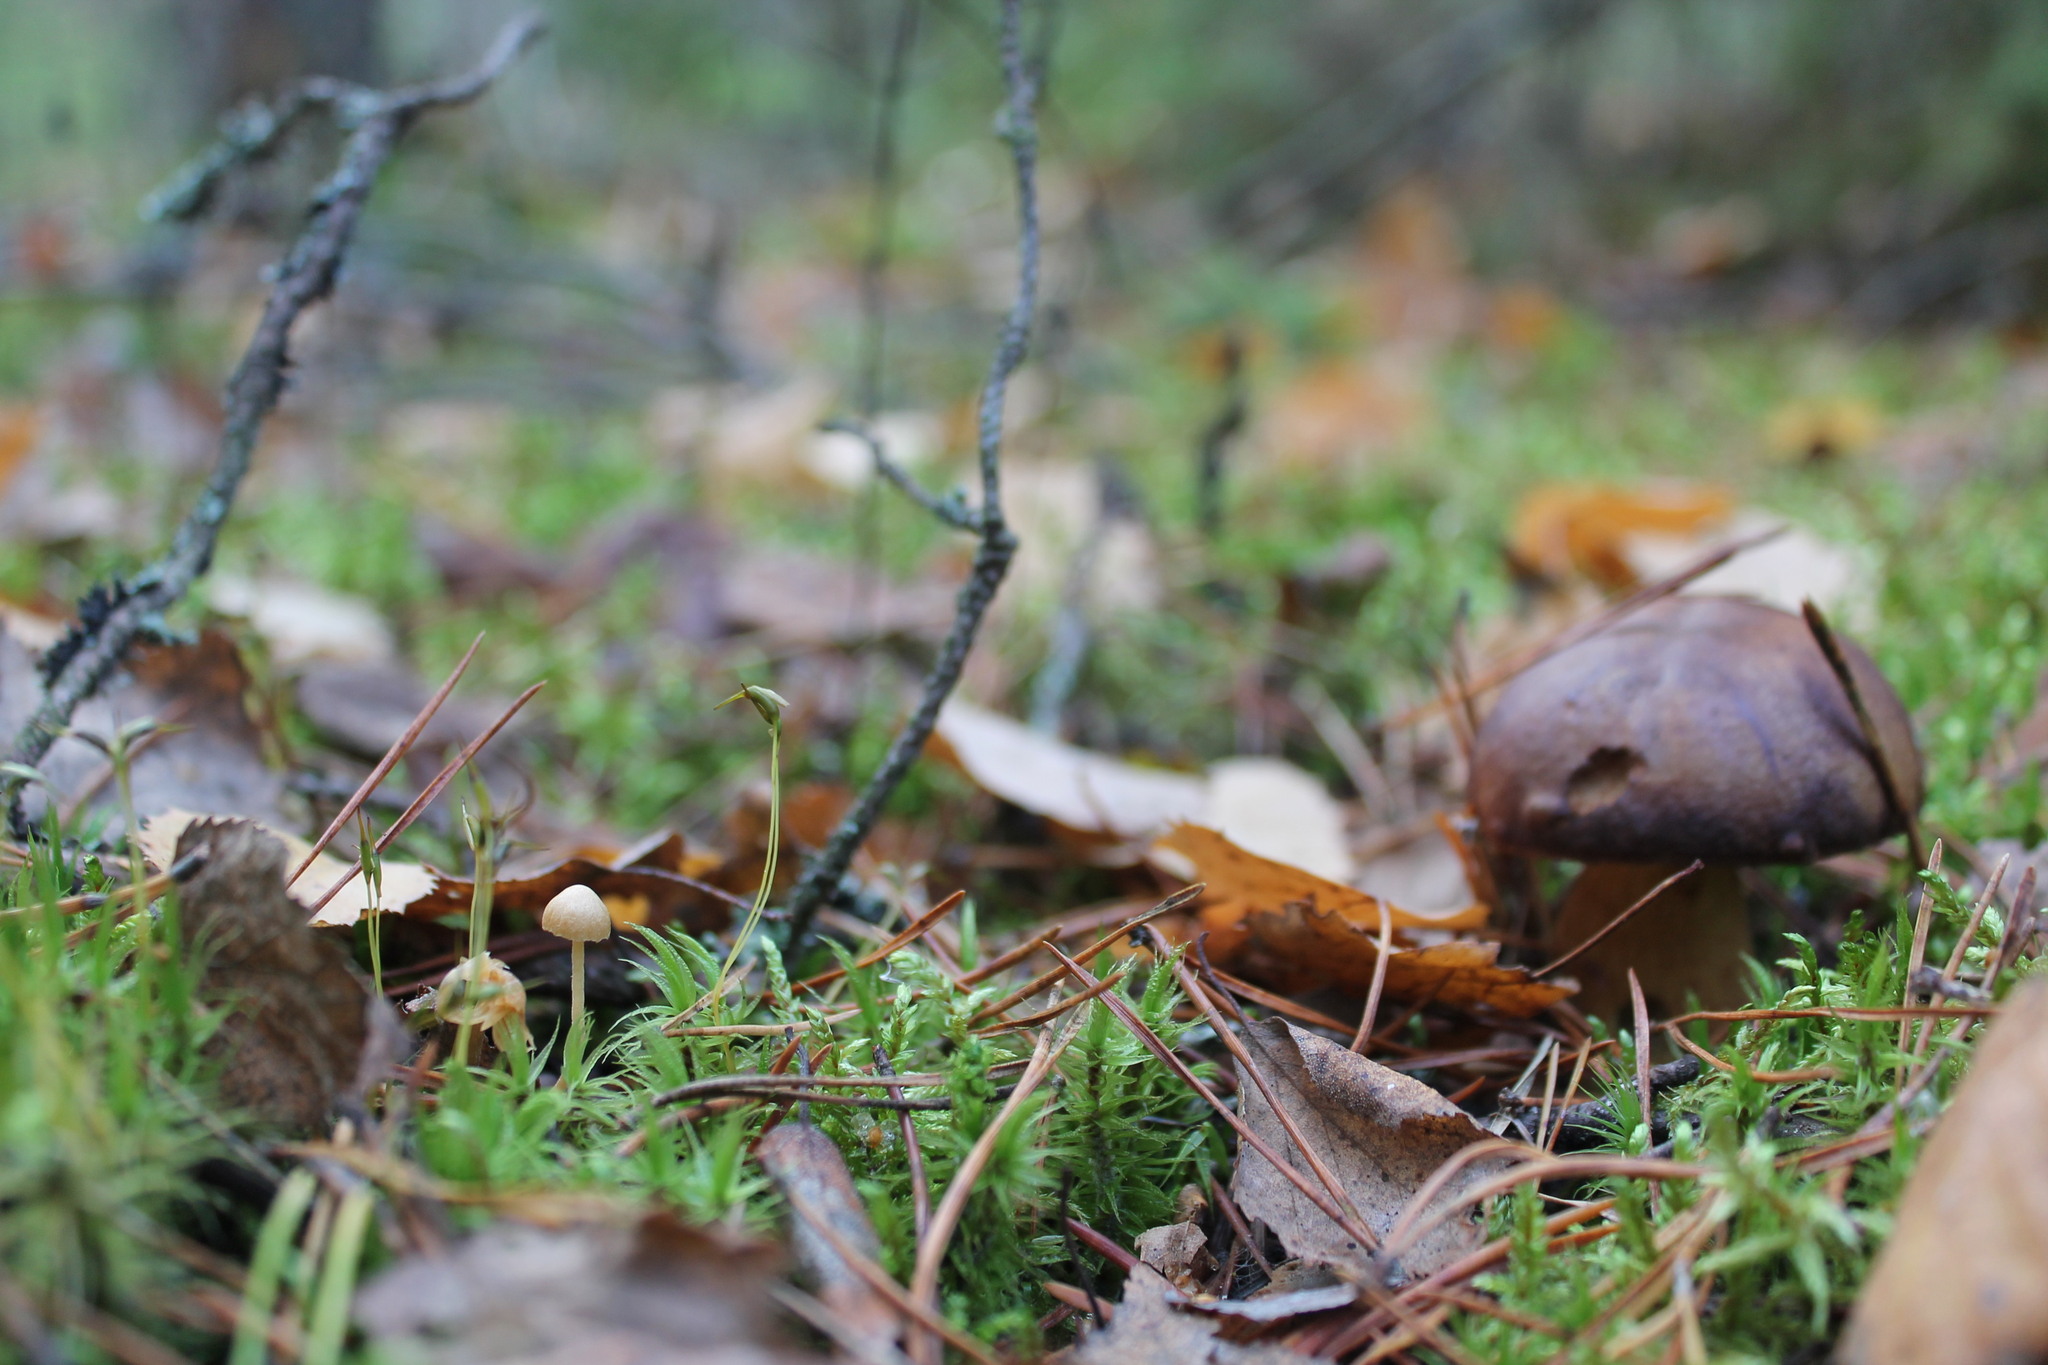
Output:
[2, 13, 2043, 1365]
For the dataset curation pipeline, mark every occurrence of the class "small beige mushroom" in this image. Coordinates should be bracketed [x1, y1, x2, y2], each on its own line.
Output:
[542, 883, 612, 1028]
[436, 954, 528, 1055]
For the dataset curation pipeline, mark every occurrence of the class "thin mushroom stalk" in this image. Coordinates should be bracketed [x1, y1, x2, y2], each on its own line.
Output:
[542, 884, 612, 1032]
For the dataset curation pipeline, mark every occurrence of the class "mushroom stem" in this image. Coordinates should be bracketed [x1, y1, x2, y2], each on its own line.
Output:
[571, 940, 586, 1027]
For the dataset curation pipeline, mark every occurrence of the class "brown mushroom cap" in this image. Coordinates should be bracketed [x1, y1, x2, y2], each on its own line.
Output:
[1471, 595, 1922, 864]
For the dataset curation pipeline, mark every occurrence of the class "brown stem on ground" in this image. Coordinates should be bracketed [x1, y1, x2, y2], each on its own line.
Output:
[3, 20, 544, 830]
[782, 0, 1043, 950]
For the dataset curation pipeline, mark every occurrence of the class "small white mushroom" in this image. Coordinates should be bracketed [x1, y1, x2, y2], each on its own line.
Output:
[435, 954, 528, 1055]
[542, 883, 612, 1028]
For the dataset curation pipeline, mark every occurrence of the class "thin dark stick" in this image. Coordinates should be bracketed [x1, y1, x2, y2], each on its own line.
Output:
[305, 682, 545, 915]
[782, 0, 1042, 950]
[1532, 861, 1702, 980]
[1801, 599, 1923, 868]
[1194, 331, 1246, 539]
[857, 0, 923, 415]
[1348, 899, 1396, 1053]
[1628, 969, 1654, 1144]
[3, 20, 543, 816]
[1209, 1174, 1272, 1276]
[874, 1045, 931, 1240]
[290, 632, 484, 885]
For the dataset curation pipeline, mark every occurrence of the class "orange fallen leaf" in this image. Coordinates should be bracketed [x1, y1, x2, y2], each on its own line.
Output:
[0, 402, 40, 494]
[1161, 825, 1484, 936]
[1484, 283, 1565, 354]
[1258, 355, 1431, 469]
[1506, 481, 1736, 589]
[1155, 826, 1567, 1018]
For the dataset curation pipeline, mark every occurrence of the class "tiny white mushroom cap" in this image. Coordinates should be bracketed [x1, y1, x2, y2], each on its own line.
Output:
[542, 883, 612, 943]
[435, 955, 527, 1028]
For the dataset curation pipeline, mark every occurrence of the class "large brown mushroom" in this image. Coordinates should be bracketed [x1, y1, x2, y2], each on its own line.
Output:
[1470, 594, 1922, 1019]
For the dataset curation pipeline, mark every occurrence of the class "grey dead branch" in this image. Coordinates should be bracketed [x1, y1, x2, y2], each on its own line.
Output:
[176, 819, 402, 1135]
[1231, 1019, 1508, 1284]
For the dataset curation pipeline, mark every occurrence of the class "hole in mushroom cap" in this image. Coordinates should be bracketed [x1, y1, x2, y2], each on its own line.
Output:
[1565, 746, 1644, 816]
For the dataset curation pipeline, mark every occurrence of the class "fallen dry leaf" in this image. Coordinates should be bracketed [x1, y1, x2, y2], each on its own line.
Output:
[1840, 978, 2048, 1365]
[1546, 862, 1751, 1023]
[206, 574, 395, 667]
[934, 705, 1361, 875]
[933, 700, 1209, 848]
[1160, 825, 1484, 936]
[1133, 1221, 1216, 1296]
[30, 631, 290, 834]
[1001, 457, 1164, 614]
[355, 1204, 822, 1365]
[409, 840, 736, 935]
[0, 401, 40, 494]
[1255, 353, 1432, 471]
[1158, 826, 1566, 1017]
[141, 809, 437, 927]
[1232, 1020, 1510, 1284]
[142, 811, 729, 932]
[1352, 824, 1475, 918]
[1620, 507, 1875, 629]
[757, 1122, 897, 1356]
[176, 819, 403, 1134]
[723, 544, 957, 647]
[293, 657, 539, 771]
[1507, 481, 1736, 589]
[1062, 1264, 1311, 1365]
[1204, 759, 1354, 884]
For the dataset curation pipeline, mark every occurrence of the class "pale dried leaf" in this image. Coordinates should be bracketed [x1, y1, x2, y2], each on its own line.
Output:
[1063, 1265, 1311, 1365]
[355, 1206, 821, 1365]
[1205, 758, 1354, 884]
[176, 820, 402, 1134]
[932, 701, 1208, 845]
[140, 809, 437, 926]
[1232, 1020, 1509, 1283]
[1840, 978, 2048, 1365]
[207, 575, 395, 666]
[1133, 1221, 1215, 1295]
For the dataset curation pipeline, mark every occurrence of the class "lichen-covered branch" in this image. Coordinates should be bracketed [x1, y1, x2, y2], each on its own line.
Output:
[783, 0, 1042, 948]
[4, 19, 543, 808]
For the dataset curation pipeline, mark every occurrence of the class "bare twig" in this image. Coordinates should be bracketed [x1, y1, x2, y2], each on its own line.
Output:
[822, 420, 978, 532]
[784, 0, 1043, 948]
[1533, 860, 1702, 979]
[1194, 330, 1247, 538]
[1802, 599, 1922, 866]
[1348, 899, 1396, 1052]
[289, 633, 484, 885]
[3, 20, 544, 819]
[856, 0, 924, 415]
